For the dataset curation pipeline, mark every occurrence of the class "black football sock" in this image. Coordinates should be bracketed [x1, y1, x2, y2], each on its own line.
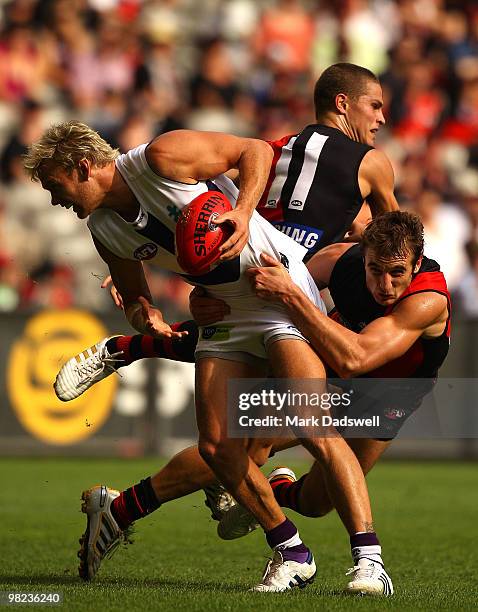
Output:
[105, 320, 198, 365]
[271, 475, 307, 514]
[111, 477, 161, 529]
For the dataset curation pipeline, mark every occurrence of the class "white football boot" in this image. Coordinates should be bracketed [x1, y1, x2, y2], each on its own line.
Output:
[203, 482, 236, 521]
[345, 557, 394, 596]
[251, 549, 316, 592]
[217, 467, 296, 540]
[78, 485, 133, 581]
[54, 337, 124, 401]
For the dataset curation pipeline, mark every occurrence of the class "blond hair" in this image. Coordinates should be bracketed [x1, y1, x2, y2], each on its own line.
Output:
[23, 120, 119, 181]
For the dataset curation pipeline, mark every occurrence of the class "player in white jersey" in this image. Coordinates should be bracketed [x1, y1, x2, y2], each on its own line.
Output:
[88, 143, 321, 359]
[25, 122, 381, 592]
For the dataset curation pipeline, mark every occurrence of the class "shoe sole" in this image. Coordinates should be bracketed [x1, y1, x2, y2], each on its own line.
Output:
[218, 467, 297, 541]
[217, 505, 259, 540]
[251, 570, 316, 592]
[78, 489, 93, 581]
[345, 587, 385, 596]
[203, 485, 235, 521]
[345, 583, 390, 597]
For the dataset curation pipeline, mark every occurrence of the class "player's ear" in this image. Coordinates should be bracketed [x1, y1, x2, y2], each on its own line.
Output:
[413, 255, 423, 274]
[77, 158, 91, 181]
[335, 93, 348, 114]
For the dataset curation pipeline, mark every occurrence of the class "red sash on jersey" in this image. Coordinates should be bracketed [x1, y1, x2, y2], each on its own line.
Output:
[369, 270, 451, 377]
[257, 134, 296, 223]
[385, 270, 451, 338]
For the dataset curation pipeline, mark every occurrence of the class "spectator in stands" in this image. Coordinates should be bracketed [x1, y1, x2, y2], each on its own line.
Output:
[0, 0, 477, 313]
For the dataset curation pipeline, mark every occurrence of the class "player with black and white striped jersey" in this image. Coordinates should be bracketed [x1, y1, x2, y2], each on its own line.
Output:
[258, 63, 397, 259]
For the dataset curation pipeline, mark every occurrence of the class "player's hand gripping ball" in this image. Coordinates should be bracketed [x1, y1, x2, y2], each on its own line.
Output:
[176, 191, 233, 275]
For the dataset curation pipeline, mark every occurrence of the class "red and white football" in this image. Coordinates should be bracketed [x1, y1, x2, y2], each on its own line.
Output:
[176, 191, 233, 275]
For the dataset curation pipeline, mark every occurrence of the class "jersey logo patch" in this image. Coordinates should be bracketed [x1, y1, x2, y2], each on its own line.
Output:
[289, 199, 304, 210]
[135, 208, 148, 227]
[265, 199, 278, 208]
[201, 325, 233, 341]
[167, 204, 181, 222]
[384, 408, 407, 420]
[279, 253, 289, 269]
[134, 243, 158, 260]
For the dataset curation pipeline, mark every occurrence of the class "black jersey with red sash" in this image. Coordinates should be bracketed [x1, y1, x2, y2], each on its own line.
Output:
[328, 244, 451, 378]
[257, 125, 372, 260]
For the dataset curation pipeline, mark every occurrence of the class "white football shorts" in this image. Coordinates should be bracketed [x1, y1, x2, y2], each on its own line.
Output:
[195, 257, 325, 361]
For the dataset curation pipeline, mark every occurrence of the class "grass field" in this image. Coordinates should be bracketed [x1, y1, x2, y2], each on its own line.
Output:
[0, 458, 476, 611]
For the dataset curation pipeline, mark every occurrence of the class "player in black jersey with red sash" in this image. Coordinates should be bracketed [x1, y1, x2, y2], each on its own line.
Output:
[293, 212, 451, 384]
[306, 234, 450, 443]
[249, 211, 450, 435]
[242, 213, 450, 570]
[327, 242, 450, 380]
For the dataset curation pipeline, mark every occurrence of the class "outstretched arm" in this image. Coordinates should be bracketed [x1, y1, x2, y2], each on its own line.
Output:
[145, 130, 273, 261]
[93, 236, 187, 339]
[280, 289, 447, 377]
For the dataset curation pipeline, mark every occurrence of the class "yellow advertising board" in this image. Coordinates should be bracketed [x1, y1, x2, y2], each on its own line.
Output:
[7, 310, 117, 445]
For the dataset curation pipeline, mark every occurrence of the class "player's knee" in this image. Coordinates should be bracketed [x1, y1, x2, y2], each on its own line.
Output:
[198, 438, 219, 466]
[299, 436, 334, 463]
[198, 437, 235, 467]
[248, 445, 271, 466]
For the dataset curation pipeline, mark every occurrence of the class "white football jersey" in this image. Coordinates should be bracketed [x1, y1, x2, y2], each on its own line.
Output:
[87, 143, 316, 310]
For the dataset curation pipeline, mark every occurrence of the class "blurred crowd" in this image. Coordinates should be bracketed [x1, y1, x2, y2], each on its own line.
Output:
[0, 0, 478, 317]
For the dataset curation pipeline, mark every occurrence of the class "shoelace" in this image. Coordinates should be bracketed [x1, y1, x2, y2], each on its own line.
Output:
[104, 524, 135, 560]
[346, 564, 377, 579]
[75, 349, 125, 387]
[261, 551, 286, 583]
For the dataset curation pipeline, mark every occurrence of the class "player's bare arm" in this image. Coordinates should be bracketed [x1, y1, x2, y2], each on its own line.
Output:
[283, 290, 447, 377]
[359, 149, 399, 215]
[145, 130, 273, 261]
[248, 253, 448, 378]
[344, 203, 372, 242]
[93, 236, 187, 339]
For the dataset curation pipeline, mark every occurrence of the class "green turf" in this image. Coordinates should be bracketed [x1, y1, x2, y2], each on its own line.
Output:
[0, 458, 476, 611]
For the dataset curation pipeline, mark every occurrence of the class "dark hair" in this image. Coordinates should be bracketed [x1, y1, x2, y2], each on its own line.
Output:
[361, 211, 424, 265]
[314, 63, 379, 119]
